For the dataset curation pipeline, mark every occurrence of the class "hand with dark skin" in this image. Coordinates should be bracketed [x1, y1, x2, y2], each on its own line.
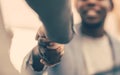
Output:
[38, 37, 64, 66]
[31, 26, 64, 71]
[25, 0, 73, 44]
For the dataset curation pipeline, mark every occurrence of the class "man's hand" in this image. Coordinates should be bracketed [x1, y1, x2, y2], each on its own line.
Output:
[38, 38, 64, 66]
[36, 27, 64, 66]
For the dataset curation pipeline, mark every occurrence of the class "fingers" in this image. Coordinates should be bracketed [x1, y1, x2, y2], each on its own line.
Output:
[38, 38, 64, 65]
[40, 58, 60, 67]
[40, 59, 52, 66]
[38, 38, 64, 54]
[47, 43, 64, 55]
[47, 42, 63, 49]
[38, 38, 51, 48]
[35, 26, 46, 40]
[36, 26, 65, 66]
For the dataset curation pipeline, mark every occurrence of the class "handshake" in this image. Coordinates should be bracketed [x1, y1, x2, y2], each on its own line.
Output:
[25, 0, 73, 71]
[36, 27, 64, 66]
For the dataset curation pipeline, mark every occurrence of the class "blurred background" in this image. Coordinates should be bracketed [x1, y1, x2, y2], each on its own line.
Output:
[0, 0, 120, 74]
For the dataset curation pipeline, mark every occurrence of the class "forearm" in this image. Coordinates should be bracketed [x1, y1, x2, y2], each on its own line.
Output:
[25, 0, 74, 44]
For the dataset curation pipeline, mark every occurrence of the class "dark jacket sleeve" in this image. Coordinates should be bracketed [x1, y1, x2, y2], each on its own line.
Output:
[25, 0, 74, 44]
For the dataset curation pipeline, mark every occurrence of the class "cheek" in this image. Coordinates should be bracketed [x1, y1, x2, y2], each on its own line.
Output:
[99, 1, 111, 11]
[74, 0, 78, 9]
[75, 2, 84, 12]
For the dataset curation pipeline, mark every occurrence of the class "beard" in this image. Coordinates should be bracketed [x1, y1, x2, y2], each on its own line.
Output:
[81, 19, 105, 29]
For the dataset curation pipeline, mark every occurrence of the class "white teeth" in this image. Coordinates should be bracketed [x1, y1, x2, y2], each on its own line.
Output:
[87, 10, 97, 17]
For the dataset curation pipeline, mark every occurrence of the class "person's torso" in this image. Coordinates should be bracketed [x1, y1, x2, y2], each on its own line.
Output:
[46, 25, 120, 75]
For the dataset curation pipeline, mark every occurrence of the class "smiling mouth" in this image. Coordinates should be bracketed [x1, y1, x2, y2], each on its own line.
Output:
[87, 9, 98, 16]
[84, 9, 101, 20]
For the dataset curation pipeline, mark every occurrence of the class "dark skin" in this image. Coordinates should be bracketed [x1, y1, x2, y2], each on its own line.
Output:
[28, 0, 113, 71]
[76, 0, 113, 37]
[30, 26, 64, 71]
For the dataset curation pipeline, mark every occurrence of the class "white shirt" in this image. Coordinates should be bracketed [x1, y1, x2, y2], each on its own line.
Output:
[70, 25, 114, 75]
[81, 34, 114, 75]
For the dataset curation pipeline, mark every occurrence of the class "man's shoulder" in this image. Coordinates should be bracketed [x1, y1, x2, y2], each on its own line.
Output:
[108, 34, 120, 67]
[109, 34, 120, 48]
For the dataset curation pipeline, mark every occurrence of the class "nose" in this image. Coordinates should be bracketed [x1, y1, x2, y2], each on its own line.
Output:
[87, 0, 96, 7]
